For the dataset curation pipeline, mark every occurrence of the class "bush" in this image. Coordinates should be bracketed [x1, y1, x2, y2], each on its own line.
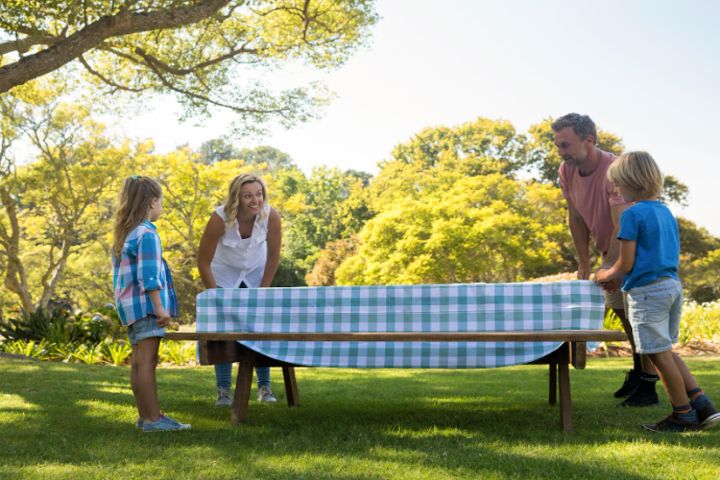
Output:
[159, 340, 197, 365]
[679, 301, 720, 344]
[0, 303, 123, 345]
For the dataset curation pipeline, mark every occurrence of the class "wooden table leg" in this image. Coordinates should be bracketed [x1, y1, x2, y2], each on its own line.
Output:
[231, 360, 254, 424]
[283, 366, 300, 407]
[549, 359, 557, 405]
[558, 342, 573, 432]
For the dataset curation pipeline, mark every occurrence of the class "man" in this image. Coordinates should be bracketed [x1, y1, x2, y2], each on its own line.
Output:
[552, 113, 658, 406]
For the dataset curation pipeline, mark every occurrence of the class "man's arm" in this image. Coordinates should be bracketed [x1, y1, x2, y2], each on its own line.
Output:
[603, 203, 630, 267]
[567, 202, 592, 279]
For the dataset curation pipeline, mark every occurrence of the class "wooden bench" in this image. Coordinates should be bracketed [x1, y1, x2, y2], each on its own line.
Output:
[166, 329, 626, 432]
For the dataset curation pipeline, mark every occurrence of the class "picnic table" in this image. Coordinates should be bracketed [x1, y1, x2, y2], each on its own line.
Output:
[167, 281, 626, 432]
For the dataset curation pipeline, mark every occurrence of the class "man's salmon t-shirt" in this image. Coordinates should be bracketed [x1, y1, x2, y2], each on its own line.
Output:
[558, 150, 627, 255]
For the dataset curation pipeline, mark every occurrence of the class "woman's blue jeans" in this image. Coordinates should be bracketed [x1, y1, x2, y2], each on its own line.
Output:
[215, 364, 270, 389]
[213, 281, 270, 389]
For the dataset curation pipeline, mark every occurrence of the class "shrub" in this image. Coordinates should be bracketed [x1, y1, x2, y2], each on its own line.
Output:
[0, 303, 123, 346]
[2, 339, 51, 360]
[159, 340, 196, 365]
[103, 341, 132, 366]
[679, 301, 720, 344]
[71, 344, 106, 365]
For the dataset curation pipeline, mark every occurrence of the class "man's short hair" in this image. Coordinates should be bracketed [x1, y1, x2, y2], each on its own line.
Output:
[551, 113, 597, 144]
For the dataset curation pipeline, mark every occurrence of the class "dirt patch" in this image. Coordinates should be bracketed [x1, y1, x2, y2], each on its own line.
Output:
[589, 340, 720, 357]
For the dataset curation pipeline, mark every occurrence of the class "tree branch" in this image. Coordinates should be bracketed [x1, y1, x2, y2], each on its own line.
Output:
[136, 47, 288, 116]
[133, 45, 258, 76]
[0, 0, 231, 93]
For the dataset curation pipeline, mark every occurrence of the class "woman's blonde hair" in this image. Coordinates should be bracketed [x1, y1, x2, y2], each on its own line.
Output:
[607, 151, 664, 199]
[223, 174, 269, 228]
[112, 176, 162, 258]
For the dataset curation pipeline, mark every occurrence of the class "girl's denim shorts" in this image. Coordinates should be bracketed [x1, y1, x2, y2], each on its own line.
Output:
[127, 316, 166, 345]
[626, 277, 682, 354]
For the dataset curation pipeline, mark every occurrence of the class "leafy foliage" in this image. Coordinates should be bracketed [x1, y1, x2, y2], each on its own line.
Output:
[0, 303, 121, 345]
[0, 1, 379, 133]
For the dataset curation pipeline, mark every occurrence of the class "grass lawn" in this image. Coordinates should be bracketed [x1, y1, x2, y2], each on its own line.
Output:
[1, 355, 719, 480]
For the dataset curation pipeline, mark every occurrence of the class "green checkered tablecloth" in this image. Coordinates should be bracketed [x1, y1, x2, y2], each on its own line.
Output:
[196, 281, 605, 368]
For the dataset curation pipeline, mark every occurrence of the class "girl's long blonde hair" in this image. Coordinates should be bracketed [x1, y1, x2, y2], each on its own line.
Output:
[222, 174, 269, 229]
[112, 176, 162, 258]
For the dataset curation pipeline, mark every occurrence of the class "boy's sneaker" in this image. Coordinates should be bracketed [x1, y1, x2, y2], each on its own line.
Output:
[614, 370, 641, 398]
[215, 386, 233, 407]
[257, 385, 277, 403]
[142, 415, 191, 432]
[642, 414, 700, 433]
[694, 400, 720, 430]
[135, 418, 143, 429]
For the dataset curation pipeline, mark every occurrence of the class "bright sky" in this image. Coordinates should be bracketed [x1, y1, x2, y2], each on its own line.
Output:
[118, 0, 720, 236]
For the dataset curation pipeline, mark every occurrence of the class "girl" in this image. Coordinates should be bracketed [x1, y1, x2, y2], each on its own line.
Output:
[197, 174, 282, 406]
[112, 175, 190, 432]
[596, 152, 720, 432]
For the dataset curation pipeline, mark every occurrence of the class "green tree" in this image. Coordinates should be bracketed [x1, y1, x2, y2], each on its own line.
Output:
[683, 249, 720, 303]
[366, 118, 527, 214]
[336, 173, 570, 285]
[198, 137, 239, 164]
[283, 165, 371, 276]
[306, 237, 357, 286]
[0, 92, 134, 311]
[676, 217, 720, 303]
[0, 1, 378, 131]
[238, 145, 295, 172]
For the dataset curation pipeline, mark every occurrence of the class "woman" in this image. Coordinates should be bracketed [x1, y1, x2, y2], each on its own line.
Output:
[197, 174, 282, 406]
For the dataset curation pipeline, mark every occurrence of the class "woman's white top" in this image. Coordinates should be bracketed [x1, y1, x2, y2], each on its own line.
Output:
[210, 205, 269, 288]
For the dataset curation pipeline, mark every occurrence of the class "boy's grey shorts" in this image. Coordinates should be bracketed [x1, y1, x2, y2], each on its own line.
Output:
[626, 277, 682, 354]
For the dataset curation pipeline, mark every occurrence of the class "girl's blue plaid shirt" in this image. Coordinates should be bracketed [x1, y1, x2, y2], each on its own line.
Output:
[112, 220, 178, 326]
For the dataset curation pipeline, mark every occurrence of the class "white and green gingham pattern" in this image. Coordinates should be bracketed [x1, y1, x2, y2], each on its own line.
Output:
[196, 281, 605, 368]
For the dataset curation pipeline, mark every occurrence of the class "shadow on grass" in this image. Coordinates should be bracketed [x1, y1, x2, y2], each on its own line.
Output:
[2, 357, 720, 479]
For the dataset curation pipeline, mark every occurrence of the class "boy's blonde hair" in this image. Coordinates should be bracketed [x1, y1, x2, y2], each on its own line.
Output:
[223, 174, 268, 229]
[112, 176, 162, 258]
[607, 151, 664, 199]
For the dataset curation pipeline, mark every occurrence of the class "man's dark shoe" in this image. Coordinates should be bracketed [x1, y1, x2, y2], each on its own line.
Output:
[695, 401, 720, 430]
[614, 370, 641, 398]
[620, 378, 658, 406]
[642, 414, 700, 433]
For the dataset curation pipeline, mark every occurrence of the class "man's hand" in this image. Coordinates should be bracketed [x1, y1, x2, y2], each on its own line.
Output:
[577, 263, 591, 280]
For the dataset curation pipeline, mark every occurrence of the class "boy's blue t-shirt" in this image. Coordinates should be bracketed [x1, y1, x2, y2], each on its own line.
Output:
[617, 200, 680, 291]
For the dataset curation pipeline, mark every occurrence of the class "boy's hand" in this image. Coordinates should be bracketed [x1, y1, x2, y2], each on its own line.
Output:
[600, 278, 621, 292]
[597, 260, 618, 292]
[595, 268, 611, 284]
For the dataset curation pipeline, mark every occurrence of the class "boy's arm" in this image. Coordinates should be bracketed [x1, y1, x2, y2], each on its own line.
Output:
[596, 239, 636, 283]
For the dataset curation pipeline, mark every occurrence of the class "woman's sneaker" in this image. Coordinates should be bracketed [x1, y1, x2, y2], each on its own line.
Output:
[142, 415, 191, 432]
[215, 386, 232, 407]
[257, 385, 277, 403]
